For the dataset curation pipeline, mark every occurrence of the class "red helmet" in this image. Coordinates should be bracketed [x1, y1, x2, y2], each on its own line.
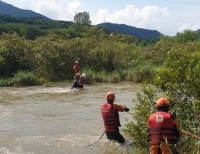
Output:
[156, 97, 171, 106]
[75, 61, 79, 64]
[106, 91, 115, 101]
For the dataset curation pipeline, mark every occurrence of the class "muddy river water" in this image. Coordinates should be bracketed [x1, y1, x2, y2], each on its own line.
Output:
[0, 82, 142, 154]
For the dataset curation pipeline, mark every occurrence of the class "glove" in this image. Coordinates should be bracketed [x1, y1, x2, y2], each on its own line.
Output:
[171, 112, 176, 120]
[124, 108, 129, 112]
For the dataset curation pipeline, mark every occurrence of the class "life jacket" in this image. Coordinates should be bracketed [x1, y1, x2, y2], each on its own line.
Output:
[73, 65, 80, 73]
[148, 111, 176, 145]
[101, 103, 120, 132]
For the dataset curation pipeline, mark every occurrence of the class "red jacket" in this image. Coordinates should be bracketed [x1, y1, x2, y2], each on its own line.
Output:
[148, 111, 180, 145]
[73, 64, 80, 74]
[101, 103, 125, 132]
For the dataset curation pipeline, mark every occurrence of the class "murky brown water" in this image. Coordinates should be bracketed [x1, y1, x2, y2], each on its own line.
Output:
[0, 82, 141, 154]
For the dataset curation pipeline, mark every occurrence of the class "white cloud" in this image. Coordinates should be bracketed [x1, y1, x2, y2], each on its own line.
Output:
[177, 23, 200, 33]
[91, 4, 200, 36]
[92, 5, 170, 34]
[7, 0, 82, 21]
[29, 0, 82, 21]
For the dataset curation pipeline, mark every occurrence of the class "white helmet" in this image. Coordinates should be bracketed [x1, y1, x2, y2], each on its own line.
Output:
[81, 73, 86, 79]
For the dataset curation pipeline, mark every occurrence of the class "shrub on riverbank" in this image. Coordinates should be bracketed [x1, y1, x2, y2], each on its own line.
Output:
[0, 29, 200, 87]
[0, 31, 157, 86]
[124, 45, 200, 153]
[0, 71, 46, 86]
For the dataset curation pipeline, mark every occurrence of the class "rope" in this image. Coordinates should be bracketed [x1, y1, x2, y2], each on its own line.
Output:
[127, 112, 137, 117]
[85, 131, 105, 147]
[181, 130, 200, 139]
[127, 112, 147, 121]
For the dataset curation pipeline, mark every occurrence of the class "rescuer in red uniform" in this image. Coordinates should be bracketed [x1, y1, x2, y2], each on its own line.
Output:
[148, 97, 180, 154]
[101, 91, 130, 144]
[72, 61, 80, 75]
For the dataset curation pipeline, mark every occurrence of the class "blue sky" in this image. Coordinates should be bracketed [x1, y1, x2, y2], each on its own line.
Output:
[2, 0, 200, 36]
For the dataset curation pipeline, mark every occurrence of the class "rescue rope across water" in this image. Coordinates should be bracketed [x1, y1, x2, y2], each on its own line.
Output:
[127, 112, 147, 121]
[85, 131, 105, 147]
[181, 130, 200, 139]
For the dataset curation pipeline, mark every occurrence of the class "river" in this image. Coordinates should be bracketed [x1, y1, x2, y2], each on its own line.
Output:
[0, 82, 142, 154]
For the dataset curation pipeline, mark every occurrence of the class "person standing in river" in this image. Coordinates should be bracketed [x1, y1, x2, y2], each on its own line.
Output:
[101, 91, 130, 144]
[147, 97, 180, 154]
[71, 73, 84, 90]
[72, 61, 80, 75]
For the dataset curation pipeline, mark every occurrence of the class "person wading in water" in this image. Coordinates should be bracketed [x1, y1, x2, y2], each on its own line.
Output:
[71, 73, 84, 90]
[101, 91, 130, 144]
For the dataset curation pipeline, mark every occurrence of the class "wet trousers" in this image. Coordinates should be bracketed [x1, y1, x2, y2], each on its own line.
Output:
[105, 128, 125, 144]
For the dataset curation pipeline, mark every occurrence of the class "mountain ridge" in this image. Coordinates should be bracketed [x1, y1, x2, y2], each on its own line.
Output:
[0, 1, 162, 39]
[97, 22, 161, 39]
[1, 1, 199, 38]
[0, 1, 49, 19]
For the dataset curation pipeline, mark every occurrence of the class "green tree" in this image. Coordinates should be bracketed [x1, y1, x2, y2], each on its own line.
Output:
[74, 11, 91, 25]
[125, 42, 200, 153]
[25, 26, 45, 40]
[175, 29, 200, 43]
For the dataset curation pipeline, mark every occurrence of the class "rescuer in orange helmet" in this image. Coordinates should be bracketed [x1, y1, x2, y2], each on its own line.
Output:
[72, 61, 80, 75]
[147, 97, 180, 154]
[101, 91, 130, 144]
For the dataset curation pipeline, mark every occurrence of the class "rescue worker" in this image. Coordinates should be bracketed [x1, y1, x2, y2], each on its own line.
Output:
[101, 91, 130, 144]
[71, 73, 83, 90]
[73, 61, 80, 75]
[148, 97, 180, 154]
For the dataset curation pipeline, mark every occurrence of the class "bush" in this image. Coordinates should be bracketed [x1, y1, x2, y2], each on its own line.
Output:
[13, 71, 41, 86]
[124, 48, 200, 153]
[0, 78, 14, 86]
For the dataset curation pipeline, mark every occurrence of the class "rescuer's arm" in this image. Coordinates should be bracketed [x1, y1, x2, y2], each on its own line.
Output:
[171, 113, 181, 142]
[113, 104, 129, 112]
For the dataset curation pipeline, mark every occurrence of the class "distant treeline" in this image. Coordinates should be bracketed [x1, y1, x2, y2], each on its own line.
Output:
[0, 13, 158, 44]
[0, 13, 72, 29]
[0, 14, 200, 86]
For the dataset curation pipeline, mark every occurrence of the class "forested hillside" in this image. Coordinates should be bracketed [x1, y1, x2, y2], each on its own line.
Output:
[0, 1, 162, 39]
[0, 0, 49, 19]
[97, 22, 161, 39]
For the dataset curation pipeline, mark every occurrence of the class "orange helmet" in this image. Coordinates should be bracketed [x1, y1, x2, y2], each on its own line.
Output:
[156, 97, 171, 106]
[106, 91, 115, 101]
[75, 73, 80, 78]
